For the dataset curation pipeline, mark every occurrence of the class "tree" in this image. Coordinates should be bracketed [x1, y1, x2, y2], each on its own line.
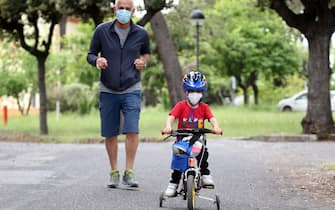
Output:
[0, 71, 29, 115]
[0, 0, 64, 134]
[210, 0, 301, 105]
[139, 0, 185, 106]
[149, 12, 184, 107]
[268, 0, 335, 138]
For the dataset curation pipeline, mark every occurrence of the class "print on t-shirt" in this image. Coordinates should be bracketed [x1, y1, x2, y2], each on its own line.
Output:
[170, 101, 214, 129]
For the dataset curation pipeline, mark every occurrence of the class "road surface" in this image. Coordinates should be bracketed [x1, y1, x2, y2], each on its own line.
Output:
[0, 139, 334, 210]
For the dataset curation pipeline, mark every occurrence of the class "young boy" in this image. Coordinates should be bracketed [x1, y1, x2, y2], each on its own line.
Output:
[162, 71, 222, 197]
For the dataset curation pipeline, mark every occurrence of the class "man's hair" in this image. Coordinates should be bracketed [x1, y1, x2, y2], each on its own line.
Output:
[115, 0, 134, 7]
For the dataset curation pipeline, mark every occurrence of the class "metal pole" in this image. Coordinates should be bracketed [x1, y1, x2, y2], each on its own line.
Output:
[56, 100, 60, 121]
[196, 23, 200, 71]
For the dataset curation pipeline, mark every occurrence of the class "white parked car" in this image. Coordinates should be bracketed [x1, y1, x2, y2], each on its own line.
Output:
[277, 90, 335, 112]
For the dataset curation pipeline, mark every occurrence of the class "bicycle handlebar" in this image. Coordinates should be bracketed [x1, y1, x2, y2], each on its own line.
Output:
[161, 128, 223, 136]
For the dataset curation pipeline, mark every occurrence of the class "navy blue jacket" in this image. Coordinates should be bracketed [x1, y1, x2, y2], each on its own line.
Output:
[87, 20, 151, 91]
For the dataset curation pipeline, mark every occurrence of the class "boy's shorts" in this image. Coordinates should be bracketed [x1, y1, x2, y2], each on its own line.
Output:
[99, 91, 141, 137]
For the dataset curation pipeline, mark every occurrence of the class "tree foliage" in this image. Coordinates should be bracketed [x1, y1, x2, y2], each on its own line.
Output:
[209, 0, 301, 104]
[53, 22, 98, 87]
[0, 40, 36, 115]
[58, 0, 112, 26]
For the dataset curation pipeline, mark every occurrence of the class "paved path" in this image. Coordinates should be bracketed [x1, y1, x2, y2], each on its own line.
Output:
[0, 140, 334, 210]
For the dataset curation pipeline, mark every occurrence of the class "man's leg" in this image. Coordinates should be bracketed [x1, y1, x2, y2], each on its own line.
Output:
[122, 132, 139, 187]
[105, 136, 120, 188]
[100, 92, 121, 187]
[125, 132, 139, 170]
[105, 136, 118, 170]
[121, 91, 141, 187]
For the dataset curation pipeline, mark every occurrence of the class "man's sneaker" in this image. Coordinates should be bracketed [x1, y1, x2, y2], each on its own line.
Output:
[201, 175, 215, 188]
[109, 170, 120, 188]
[122, 170, 139, 187]
[164, 183, 178, 197]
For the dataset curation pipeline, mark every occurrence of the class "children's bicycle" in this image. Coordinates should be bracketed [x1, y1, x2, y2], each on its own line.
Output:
[159, 128, 221, 210]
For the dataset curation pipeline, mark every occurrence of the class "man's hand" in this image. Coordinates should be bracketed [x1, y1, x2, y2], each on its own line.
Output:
[96, 57, 108, 70]
[134, 58, 146, 71]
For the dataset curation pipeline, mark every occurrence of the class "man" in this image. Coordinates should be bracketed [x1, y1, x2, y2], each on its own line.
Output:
[87, 0, 150, 188]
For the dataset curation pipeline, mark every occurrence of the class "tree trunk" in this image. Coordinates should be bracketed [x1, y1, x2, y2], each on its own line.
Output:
[239, 85, 249, 105]
[249, 71, 258, 105]
[252, 83, 258, 105]
[37, 56, 48, 134]
[150, 12, 184, 107]
[59, 15, 67, 49]
[235, 74, 249, 105]
[301, 33, 334, 138]
[24, 89, 34, 116]
[16, 96, 24, 115]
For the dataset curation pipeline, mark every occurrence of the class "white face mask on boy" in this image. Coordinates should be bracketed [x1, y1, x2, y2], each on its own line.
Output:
[188, 92, 203, 106]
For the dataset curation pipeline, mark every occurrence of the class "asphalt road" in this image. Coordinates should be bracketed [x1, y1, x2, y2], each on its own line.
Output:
[0, 139, 334, 210]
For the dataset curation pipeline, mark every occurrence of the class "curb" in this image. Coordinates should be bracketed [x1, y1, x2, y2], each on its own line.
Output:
[235, 134, 319, 142]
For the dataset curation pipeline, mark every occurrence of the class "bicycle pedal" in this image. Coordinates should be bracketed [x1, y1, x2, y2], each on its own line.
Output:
[202, 185, 215, 189]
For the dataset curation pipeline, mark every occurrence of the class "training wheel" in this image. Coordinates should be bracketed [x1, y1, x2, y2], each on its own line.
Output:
[159, 192, 165, 207]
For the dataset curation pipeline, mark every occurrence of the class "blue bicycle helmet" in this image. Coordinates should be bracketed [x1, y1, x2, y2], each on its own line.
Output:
[182, 71, 207, 92]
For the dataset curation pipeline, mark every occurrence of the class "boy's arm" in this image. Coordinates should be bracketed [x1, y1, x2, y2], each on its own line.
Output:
[209, 117, 222, 134]
[162, 115, 176, 133]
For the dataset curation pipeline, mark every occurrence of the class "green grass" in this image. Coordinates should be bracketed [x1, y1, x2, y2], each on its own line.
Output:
[0, 105, 306, 143]
[217, 106, 304, 137]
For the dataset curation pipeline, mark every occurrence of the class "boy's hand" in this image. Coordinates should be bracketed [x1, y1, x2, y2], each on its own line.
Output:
[213, 127, 223, 135]
[161, 127, 172, 135]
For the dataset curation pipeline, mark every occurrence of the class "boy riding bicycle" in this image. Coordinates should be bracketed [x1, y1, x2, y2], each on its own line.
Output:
[162, 71, 222, 197]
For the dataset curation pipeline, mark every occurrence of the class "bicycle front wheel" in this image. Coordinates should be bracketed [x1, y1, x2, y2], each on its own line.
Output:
[187, 174, 196, 210]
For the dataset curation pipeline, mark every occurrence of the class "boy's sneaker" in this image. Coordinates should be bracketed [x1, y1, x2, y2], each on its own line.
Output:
[122, 169, 139, 187]
[164, 183, 178, 197]
[109, 170, 120, 188]
[201, 175, 215, 188]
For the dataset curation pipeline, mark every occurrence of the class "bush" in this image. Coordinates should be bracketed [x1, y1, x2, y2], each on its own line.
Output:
[259, 74, 306, 105]
[47, 83, 94, 114]
[161, 88, 171, 110]
[47, 86, 64, 111]
[91, 82, 100, 109]
[63, 83, 93, 114]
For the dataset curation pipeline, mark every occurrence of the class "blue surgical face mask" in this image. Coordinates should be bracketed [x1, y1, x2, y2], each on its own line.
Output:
[116, 9, 132, 24]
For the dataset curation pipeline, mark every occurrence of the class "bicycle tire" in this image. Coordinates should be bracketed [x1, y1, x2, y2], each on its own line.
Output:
[187, 174, 196, 210]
